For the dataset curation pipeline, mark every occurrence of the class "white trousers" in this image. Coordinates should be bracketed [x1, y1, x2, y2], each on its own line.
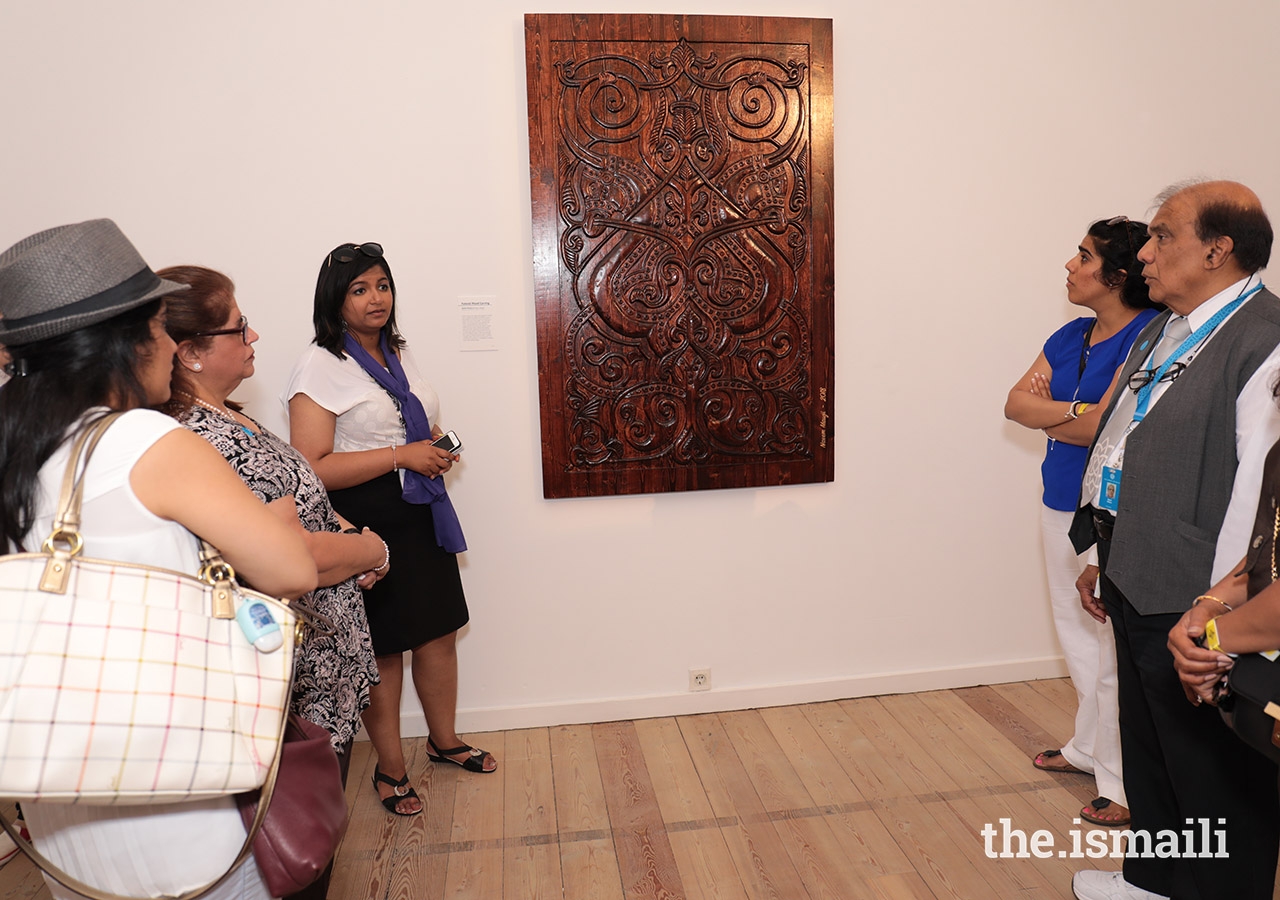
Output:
[1041, 505, 1126, 806]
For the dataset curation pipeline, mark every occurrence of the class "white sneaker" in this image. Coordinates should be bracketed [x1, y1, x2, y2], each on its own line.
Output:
[1072, 871, 1169, 900]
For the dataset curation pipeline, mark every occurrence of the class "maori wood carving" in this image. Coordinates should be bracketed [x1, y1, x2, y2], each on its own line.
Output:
[525, 15, 834, 498]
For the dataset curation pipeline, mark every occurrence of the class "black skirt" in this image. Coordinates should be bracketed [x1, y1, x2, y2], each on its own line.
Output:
[328, 471, 469, 655]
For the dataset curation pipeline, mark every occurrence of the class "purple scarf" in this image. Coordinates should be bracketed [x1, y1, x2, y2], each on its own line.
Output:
[343, 332, 466, 553]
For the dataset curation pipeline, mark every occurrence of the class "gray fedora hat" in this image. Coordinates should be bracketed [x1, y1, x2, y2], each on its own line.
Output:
[0, 219, 188, 347]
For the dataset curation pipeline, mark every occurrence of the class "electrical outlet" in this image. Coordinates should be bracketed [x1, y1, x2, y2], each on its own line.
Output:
[689, 667, 711, 692]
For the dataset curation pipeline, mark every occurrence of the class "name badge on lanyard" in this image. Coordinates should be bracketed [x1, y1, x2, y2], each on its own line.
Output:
[1098, 281, 1261, 511]
[1099, 467, 1122, 512]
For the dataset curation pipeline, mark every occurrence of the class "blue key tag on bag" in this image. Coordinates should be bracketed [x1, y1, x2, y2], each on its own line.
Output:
[1099, 467, 1122, 512]
[236, 598, 283, 652]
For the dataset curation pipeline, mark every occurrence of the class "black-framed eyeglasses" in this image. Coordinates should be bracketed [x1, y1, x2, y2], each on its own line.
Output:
[193, 315, 250, 344]
[326, 242, 384, 268]
[1128, 362, 1186, 392]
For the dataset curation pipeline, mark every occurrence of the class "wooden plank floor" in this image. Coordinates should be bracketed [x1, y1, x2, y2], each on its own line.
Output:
[4, 678, 1276, 899]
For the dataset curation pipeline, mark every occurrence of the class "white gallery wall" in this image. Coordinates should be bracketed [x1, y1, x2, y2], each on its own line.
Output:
[4, 0, 1280, 734]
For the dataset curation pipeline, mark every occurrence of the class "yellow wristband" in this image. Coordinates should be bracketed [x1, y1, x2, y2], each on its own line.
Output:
[1204, 617, 1227, 654]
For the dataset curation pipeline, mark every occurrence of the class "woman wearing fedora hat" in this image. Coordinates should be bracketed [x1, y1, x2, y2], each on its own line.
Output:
[0, 220, 317, 900]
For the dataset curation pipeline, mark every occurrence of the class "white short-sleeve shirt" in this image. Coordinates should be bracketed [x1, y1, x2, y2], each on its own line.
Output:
[283, 343, 441, 453]
[26, 409, 198, 569]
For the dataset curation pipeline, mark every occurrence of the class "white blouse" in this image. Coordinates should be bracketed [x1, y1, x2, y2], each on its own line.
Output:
[26, 409, 198, 568]
[21, 409, 269, 900]
[283, 343, 441, 457]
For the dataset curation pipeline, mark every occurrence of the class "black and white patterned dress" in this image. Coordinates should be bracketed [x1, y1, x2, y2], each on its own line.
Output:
[180, 405, 378, 750]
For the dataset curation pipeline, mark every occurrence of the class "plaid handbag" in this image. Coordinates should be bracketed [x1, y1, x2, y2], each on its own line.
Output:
[0, 413, 299, 804]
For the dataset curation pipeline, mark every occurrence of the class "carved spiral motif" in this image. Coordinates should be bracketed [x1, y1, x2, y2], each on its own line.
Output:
[555, 38, 813, 467]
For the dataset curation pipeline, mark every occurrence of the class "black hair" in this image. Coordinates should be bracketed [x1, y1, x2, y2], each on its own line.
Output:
[0, 300, 163, 550]
[312, 245, 404, 358]
[1196, 201, 1273, 273]
[1086, 218, 1161, 311]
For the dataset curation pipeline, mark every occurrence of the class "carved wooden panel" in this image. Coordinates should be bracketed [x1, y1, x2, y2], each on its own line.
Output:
[525, 14, 834, 498]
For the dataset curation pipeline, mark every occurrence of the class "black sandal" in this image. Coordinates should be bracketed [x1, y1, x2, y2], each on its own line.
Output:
[371, 766, 422, 816]
[1032, 748, 1087, 774]
[1080, 796, 1131, 827]
[427, 736, 497, 774]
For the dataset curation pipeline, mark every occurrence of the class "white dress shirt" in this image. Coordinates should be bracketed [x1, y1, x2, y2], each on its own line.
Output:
[1084, 273, 1280, 583]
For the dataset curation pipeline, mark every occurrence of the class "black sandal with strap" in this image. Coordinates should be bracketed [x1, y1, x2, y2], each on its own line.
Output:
[1080, 796, 1131, 827]
[1032, 748, 1087, 774]
[371, 766, 423, 816]
[427, 736, 497, 774]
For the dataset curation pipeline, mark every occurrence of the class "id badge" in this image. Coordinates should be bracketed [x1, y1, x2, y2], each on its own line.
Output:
[1099, 466, 1122, 512]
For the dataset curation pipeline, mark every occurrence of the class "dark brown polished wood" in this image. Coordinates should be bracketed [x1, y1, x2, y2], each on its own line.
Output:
[525, 15, 835, 498]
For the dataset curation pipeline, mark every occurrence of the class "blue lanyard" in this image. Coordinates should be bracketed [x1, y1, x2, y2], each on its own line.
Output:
[1133, 283, 1263, 422]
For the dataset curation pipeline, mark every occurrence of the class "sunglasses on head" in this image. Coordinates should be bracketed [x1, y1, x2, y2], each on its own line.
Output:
[326, 242, 384, 268]
[1105, 215, 1142, 258]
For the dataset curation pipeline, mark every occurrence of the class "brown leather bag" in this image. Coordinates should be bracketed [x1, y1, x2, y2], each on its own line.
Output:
[236, 714, 349, 896]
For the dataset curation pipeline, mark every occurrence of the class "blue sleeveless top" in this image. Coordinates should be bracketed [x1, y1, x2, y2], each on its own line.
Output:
[1041, 309, 1159, 510]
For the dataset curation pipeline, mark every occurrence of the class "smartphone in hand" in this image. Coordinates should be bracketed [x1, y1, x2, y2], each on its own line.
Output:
[432, 430, 463, 454]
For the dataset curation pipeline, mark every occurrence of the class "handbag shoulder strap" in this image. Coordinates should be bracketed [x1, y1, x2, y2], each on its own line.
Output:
[38, 412, 124, 594]
[37, 413, 240, 622]
[52, 412, 123, 535]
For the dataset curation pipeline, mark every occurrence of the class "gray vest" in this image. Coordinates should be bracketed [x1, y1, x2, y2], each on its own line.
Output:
[1069, 288, 1280, 614]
